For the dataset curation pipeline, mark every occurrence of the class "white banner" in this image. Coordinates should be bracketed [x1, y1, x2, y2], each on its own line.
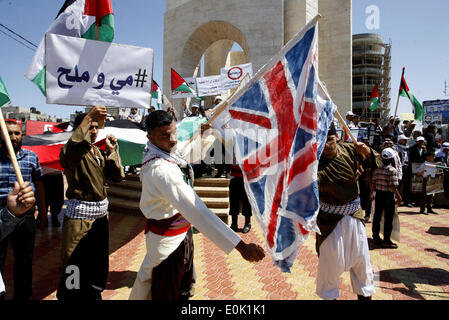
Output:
[220, 63, 253, 91]
[196, 75, 222, 97]
[45, 33, 154, 108]
[171, 77, 197, 99]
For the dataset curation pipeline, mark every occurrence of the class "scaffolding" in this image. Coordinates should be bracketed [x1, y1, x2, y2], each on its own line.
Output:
[352, 34, 391, 122]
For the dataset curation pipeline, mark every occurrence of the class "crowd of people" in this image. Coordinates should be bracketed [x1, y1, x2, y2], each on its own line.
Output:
[344, 111, 449, 252]
[1, 105, 448, 301]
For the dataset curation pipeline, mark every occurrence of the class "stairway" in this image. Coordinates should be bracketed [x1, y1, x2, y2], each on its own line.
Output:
[107, 173, 230, 224]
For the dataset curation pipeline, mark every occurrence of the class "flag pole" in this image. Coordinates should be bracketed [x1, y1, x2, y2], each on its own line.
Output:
[318, 81, 358, 143]
[180, 73, 250, 153]
[0, 108, 24, 186]
[393, 67, 405, 121]
[94, 24, 106, 129]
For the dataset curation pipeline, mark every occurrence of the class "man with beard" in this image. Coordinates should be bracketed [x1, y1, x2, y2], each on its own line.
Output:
[0, 120, 46, 300]
[57, 106, 125, 300]
[316, 122, 382, 300]
[129, 110, 265, 300]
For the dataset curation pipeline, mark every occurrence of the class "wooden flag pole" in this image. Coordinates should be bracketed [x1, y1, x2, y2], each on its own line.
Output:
[318, 81, 358, 143]
[0, 109, 24, 186]
[93, 24, 106, 129]
[393, 67, 405, 122]
[180, 73, 250, 152]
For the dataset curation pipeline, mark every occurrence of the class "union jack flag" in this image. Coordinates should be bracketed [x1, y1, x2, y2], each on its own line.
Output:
[226, 18, 336, 272]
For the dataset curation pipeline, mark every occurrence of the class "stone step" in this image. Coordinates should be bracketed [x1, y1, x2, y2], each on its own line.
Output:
[202, 197, 229, 209]
[194, 186, 229, 198]
[107, 179, 141, 191]
[194, 178, 230, 187]
[107, 187, 141, 202]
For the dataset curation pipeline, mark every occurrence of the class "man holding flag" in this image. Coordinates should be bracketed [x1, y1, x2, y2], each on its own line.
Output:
[0, 77, 46, 300]
[129, 110, 264, 300]
[316, 121, 382, 300]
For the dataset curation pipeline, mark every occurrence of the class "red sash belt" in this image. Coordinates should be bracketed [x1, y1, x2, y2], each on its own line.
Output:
[144, 213, 191, 236]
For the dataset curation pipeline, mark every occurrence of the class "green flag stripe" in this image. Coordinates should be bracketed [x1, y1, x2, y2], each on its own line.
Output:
[369, 97, 379, 111]
[0, 77, 11, 106]
[81, 14, 114, 42]
[32, 67, 47, 96]
[117, 139, 145, 167]
[174, 83, 194, 93]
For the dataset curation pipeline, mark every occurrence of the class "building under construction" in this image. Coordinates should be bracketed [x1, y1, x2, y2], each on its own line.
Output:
[352, 33, 391, 121]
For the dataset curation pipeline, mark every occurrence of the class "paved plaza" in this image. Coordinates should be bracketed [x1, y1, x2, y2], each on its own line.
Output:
[2, 203, 449, 300]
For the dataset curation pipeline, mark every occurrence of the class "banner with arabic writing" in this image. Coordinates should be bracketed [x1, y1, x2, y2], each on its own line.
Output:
[45, 33, 154, 108]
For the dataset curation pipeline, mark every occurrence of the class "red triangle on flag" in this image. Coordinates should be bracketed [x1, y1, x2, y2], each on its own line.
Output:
[171, 68, 187, 91]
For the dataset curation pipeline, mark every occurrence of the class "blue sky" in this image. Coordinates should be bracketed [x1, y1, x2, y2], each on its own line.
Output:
[0, 0, 448, 119]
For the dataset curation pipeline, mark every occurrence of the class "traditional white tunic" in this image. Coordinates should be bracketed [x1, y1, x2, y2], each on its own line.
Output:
[129, 155, 241, 300]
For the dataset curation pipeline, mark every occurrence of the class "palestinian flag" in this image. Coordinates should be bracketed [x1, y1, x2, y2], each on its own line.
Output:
[22, 120, 147, 170]
[151, 80, 163, 109]
[0, 76, 10, 107]
[22, 131, 73, 170]
[97, 120, 147, 166]
[368, 83, 379, 111]
[171, 68, 195, 94]
[25, 0, 114, 95]
[341, 126, 352, 142]
[176, 117, 215, 164]
[399, 75, 424, 121]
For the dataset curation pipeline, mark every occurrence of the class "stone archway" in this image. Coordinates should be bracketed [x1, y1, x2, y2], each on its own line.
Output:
[163, 0, 352, 117]
[181, 20, 248, 76]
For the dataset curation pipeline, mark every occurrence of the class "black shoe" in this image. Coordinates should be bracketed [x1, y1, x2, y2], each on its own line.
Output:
[406, 203, 414, 208]
[214, 173, 222, 178]
[382, 240, 398, 249]
[242, 224, 251, 234]
[372, 237, 382, 245]
[230, 224, 238, 232]
[427, 209, 438, 214]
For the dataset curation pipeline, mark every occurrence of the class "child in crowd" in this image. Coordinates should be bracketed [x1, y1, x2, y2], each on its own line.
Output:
[417, 151, 438, 215]
[370, 148, 402, 249]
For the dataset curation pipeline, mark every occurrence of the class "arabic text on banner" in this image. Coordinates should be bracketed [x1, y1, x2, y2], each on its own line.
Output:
[45, 33, 154, 108]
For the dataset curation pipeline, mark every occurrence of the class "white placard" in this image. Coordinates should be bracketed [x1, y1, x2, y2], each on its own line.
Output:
[45, 33, 154, 108]
[171, 77, 197, 99]
[220, 63, 253, 91]
[196, 75, 222, 97]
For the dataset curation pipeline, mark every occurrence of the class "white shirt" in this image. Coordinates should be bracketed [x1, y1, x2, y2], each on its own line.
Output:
[139, 158, 241, 254]
[128, 112, 142, 123]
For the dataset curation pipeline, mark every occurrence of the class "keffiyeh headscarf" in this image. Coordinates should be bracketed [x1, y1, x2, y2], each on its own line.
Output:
[142, 141, 194, 182]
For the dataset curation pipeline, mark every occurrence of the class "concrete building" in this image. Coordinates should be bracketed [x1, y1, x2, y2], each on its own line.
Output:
[352, 33, 391, 120]
[1, 106, 66, 123]
[163, 0, 352, 118]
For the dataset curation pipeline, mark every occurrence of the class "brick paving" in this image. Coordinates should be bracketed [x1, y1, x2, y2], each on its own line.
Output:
[2, 204, 449, 300]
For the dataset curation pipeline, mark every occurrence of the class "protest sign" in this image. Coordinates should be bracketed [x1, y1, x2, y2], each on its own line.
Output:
[45, 33, 154, 108]
[220, 63, 253, 91]
[196, 75, 222, 97]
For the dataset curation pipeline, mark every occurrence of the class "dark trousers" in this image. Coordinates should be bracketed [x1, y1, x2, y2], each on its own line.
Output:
[400, 165, 412, 205]
[372, 191, 395, 242]
[151, 229, 194, 300]
[420, 178, 434, 211]
[229, 177, 252, 217]
[0, 209, 36, 300]
[42, 172, 64, 220]
[359, 176, 371, 218]
[56, 215, 109, 300]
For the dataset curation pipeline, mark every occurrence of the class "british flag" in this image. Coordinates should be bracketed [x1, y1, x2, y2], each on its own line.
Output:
[226, 18, 336, 272]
